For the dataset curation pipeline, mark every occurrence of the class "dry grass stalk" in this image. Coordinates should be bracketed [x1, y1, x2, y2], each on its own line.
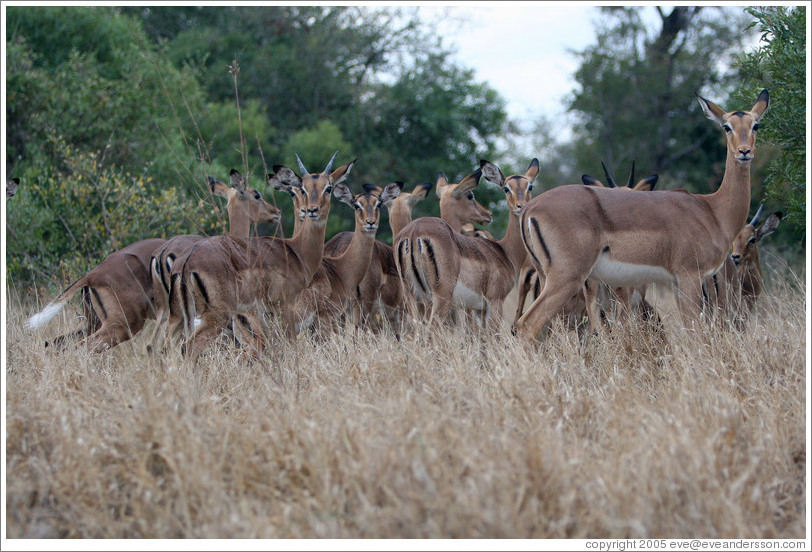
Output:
[4, 266, 806, 539]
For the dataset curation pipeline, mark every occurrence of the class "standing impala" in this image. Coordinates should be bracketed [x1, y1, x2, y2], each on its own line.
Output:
[25, 173, 280, 353]
[512, 161, 660, 333]
[514, 90, 769, 342]
[171, 153, 354, 363]
[322, 181, 433, 332]
[147, 169, 281, 354]
[294, 182, 401, 336]
[395, 159, 538, 330]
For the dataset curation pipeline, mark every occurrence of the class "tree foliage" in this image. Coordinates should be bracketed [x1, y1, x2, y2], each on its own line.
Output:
[733, 6, 806, 232]
[566, 6, 756, 193]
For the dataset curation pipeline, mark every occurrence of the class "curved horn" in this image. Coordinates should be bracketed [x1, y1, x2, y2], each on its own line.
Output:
[323, 151, 339, 174]
[601, 161, 616, 188]
[749, 203, 764, 227]
[626, 160, 636, 188]
[295, 154, 309, 175]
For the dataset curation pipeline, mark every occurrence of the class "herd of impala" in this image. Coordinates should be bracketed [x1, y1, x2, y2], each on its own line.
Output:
[18, 90, 784, 363]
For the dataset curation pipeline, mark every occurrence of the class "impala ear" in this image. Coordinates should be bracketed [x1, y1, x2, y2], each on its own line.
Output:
[7, 177, 19, 198]
[525, 158, 539, 182]
[452, 168, 483, 199]
[413, 181, 432, 200]
[330, 158, 356, 186]
[379, 182, 402, 204]
[267, 173, 291, 193]
[332, 182, 354, 205]
[696, 93, 727, 126]
[479, 160, 505, 187]
[750, 89, 769, 122]
[757, 212, 782, 240]
[209, 176, 230, 197]
[582, 174, 603, 187]
[273, 166, 303, 188]
[435, 172, 449, 198]
[229, 169, 246, 192]
[634, 174, 658, 191]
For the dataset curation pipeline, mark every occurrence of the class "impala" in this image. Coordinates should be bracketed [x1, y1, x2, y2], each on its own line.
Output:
[514, 90, 769, 342]
[294, 182, 402, 336]
[322, 181, 433, 333]
[711, 204, 782, 328]
[395, 159, 538, 330]
[25, 171, 280, 353]
[147, 169, 281, 354]
[171, 153, 354, 363]
[7, 177, 19, 198]
[512, 162, 660, 334]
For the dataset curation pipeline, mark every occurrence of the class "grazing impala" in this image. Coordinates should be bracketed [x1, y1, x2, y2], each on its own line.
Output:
[322, 181, 433, 332]
[294, 182, 402, 335]
[514, 90, 769, 342]
[26, 171, 280, 353]
[395, 159, 538, 330]
[147, 169, 281, 354]
[171, 153, 355, 363]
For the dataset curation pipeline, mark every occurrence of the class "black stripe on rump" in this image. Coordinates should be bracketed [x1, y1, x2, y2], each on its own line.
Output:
[90, 287, 108, 320]
[530, 217, 552, 265]
[423, 239, 440, 284]
[191, 271, 210, 305]
[409, 239, 427, 293]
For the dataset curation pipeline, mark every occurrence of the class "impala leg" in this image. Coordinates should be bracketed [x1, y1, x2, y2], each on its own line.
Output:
[583, 279, 603, 335]
[674, 271, 704, 330]
[184, 312, 227, 365]
[515, 275, 585, 342]
[513, 269, 534, 328]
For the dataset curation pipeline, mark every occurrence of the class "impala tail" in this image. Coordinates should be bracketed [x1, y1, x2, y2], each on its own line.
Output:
[24, 277, 87, 330]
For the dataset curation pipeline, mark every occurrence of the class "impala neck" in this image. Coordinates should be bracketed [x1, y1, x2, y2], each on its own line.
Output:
[227, 206, 252, 239]
[329, 226, 376, 291]
[708, 154, 752, 245]
[498, 210, 527, 273]
[288, 218, 327, 281]
[388, 203, 413, 236]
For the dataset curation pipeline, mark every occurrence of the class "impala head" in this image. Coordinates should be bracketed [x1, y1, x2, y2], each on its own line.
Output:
[436, 168, 492, 229]
[271, 152, 356, 225]
[480, 158, 539, 216]
[730, 204, 782, 267]
[7, 177, 19, 198]
[341, 182, 403, 233]
[210, 170, 281, 226]
[697, 89, 769, 164]
[582, 160, 658, 191]
[461, 223, 495, 240]
[268, 172, 306, 222]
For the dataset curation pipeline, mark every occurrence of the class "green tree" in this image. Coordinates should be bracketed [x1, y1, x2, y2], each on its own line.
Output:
[566, 6, 756, 192]
[734, 6, 806, 232]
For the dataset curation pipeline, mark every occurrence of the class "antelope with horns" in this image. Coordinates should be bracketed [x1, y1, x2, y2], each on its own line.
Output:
[395, 159, 538, 330]
[24, 173, 280, 353]
[514, 90, 769, 342]
[294, 182, 402, 336]
[322, 181, 433, 334]
[170, 153, 355, 364]
[147, 169, 281, 354]
[708, 203, 782, 329]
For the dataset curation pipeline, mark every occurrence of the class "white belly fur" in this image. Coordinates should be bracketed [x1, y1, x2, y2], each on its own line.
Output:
[452, 281, 486, 310]
[589, 256, 675, 288]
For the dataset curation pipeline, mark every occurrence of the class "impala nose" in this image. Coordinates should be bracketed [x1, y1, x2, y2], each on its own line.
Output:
[731, 254, 741, 266]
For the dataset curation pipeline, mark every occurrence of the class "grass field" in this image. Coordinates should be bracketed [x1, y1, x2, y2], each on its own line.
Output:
[3, 259, 808, 540]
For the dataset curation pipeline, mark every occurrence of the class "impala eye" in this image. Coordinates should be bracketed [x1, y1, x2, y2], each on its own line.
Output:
[353, 203, 362, 210]
[253, 191, 261, 200]
[467, 192, 474, 200]
[752, 123, 760, 131]
[503, 187, 511, 193]
[722, 124, 732, 133]
[748, 237, 756, 245]
[527, 184, 534, 191]
[324, 186, 333, 195]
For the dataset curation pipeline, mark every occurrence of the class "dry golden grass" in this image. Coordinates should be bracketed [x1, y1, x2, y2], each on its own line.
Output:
[4, 266, 807, 540]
